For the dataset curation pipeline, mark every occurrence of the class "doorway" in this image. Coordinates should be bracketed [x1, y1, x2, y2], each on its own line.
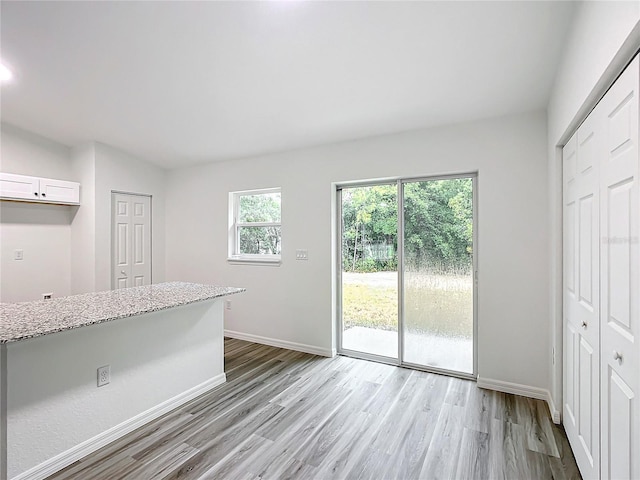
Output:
[111, 192, 152, 289]
[337, 174, 477, 378]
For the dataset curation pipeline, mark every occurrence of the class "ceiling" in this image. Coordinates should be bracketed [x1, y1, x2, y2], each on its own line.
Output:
[1, 1, 576, 169]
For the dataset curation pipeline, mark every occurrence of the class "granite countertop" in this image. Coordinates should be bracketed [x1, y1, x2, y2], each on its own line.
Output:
[0, 282, 245, 344]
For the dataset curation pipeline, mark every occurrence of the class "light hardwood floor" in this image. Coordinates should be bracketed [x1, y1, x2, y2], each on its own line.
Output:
[48, 338, 581, 479]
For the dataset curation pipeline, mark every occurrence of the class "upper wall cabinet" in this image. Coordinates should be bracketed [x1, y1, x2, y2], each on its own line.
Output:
[0, 172, 80, 205]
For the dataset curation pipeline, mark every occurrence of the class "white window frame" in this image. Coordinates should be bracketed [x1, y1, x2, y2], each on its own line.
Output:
[228, 187, 282, 265]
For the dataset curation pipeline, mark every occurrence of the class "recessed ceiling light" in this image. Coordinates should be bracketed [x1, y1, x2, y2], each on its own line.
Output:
[0, 63, 14, 83]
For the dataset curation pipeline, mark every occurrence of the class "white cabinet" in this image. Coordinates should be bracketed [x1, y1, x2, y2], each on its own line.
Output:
[0, 173, 39, 200]
[0, 172, 79, 205]
[563, 54, 640, 480]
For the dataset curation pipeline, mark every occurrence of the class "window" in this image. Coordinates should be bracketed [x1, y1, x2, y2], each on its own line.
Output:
[229, 188, 281, 263]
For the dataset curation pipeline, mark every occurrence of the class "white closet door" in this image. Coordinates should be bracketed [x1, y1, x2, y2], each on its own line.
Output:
[563, 108, 602, 479]
[563, 133, 579, 434]
[600, 55, 639, 480]
[112, 193, 152, 289]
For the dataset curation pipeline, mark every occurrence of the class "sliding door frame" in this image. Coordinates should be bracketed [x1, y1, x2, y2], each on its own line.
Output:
[336, 172, 479, 380]
[336, 179, 400, 367]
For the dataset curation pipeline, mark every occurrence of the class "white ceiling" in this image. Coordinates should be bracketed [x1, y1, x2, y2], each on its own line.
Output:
[1, 1, 576, 169]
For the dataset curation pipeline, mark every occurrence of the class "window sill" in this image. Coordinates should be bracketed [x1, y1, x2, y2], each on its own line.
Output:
[227, 256, 282, 266]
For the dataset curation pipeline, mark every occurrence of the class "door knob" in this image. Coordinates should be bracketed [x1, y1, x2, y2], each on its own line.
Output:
[613, 350, 623, 362]
[120, 270, 127, 276]
[581, 321, 587, 329]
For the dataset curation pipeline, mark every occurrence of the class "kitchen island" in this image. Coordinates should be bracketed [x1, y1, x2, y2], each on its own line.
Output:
[0, 282, 244, 480]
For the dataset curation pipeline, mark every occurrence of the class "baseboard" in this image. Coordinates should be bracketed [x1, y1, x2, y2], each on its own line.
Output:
[546, 393, 562, 424]
[224, 329, 335, 357]
[12, 373, 226, 480]
[477, 376, 560, 424]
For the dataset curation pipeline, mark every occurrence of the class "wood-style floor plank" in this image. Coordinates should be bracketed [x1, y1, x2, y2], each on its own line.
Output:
[47, 338, 581, 480]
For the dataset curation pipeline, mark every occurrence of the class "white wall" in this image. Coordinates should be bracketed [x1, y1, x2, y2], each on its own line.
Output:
[93, 142, 166, 291]
[0, 123, 73, 179]
[546, 2, 640, 417]
[166, 110, 551, 391]
[70, 144, 97, 294]
[0, 203, 72, 303]
[0, 124, 75, 302]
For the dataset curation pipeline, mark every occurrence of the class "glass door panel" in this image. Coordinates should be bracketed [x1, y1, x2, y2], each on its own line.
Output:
[402, 178, 474, 374]
[340, 185, 398, 359]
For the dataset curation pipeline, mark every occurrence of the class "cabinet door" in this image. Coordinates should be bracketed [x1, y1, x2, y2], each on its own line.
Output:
[563, 107, 601, 480]
[0, 173, 39, 201]
[600, 55, 639, 480]
[39, 178, 79, 204]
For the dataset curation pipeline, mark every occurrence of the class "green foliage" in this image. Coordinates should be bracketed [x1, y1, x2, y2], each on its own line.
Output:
[342, 179, 473, 273]
[403, 179, 473, 272]
[342, 185, 398, 272]
[239, 226, 281, 255]
[239, 192, 281, 222]
[238, 192, 281, 255]
[352, 257, 398, 273]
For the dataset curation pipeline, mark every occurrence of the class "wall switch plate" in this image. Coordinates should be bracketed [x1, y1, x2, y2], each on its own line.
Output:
[42, 293, 53, 300]
[14, 249, 23, 260]
[296, 249, 309, 260]
[97, 365, 111, 387]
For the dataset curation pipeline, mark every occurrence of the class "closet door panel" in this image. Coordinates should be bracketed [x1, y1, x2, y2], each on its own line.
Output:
[575, 112, 601, 344]
[600, 54, 639, 480]
[563, 134, 578, 431]
[564, 321, 577, 426]
[578, 336, 597, 461]
[564, 113, 601, 479]
[608, 369, 634, 480]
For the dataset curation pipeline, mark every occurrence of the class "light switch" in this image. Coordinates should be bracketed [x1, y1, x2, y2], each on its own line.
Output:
[14, 249, 23, 260]
[296, 249, 308, 260]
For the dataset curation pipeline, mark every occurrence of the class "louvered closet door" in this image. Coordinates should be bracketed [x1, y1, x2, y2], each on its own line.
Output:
[599, 55, 639, 480]
[563, 105, 601, 480]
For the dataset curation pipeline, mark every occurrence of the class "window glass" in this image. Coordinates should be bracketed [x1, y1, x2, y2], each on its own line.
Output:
[239, 193, 281, 223]
[239, 226, 282, 255]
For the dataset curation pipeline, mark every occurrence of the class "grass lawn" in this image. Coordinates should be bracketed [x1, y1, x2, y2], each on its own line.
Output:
[342, 283, 398, 331]
[342, 272, 473, 339]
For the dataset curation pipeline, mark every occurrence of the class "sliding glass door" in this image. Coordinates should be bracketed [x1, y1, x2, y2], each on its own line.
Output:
[338, 174, 476, 377]
[401, 178, 474, 374]
[340, 184, 398, 359]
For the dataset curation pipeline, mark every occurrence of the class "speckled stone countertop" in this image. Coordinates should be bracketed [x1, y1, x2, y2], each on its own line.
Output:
[0, 282, 245, 344]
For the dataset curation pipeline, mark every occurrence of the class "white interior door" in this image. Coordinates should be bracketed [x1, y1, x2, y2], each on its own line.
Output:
[563, 105, 601, 479]
[599, 55, 639, 480]
[112, 192, 152, 289]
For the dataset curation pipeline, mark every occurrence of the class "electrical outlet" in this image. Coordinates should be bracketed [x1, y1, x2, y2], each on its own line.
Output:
[42, 293, 53, 300]
[225, 300, 232, 310]
[97, 365, 110, 387]
[14, 249, 23, 260]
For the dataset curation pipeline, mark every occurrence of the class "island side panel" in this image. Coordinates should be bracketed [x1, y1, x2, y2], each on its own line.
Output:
[1, 344, 7, 480]
[7, 299, 225, 479]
